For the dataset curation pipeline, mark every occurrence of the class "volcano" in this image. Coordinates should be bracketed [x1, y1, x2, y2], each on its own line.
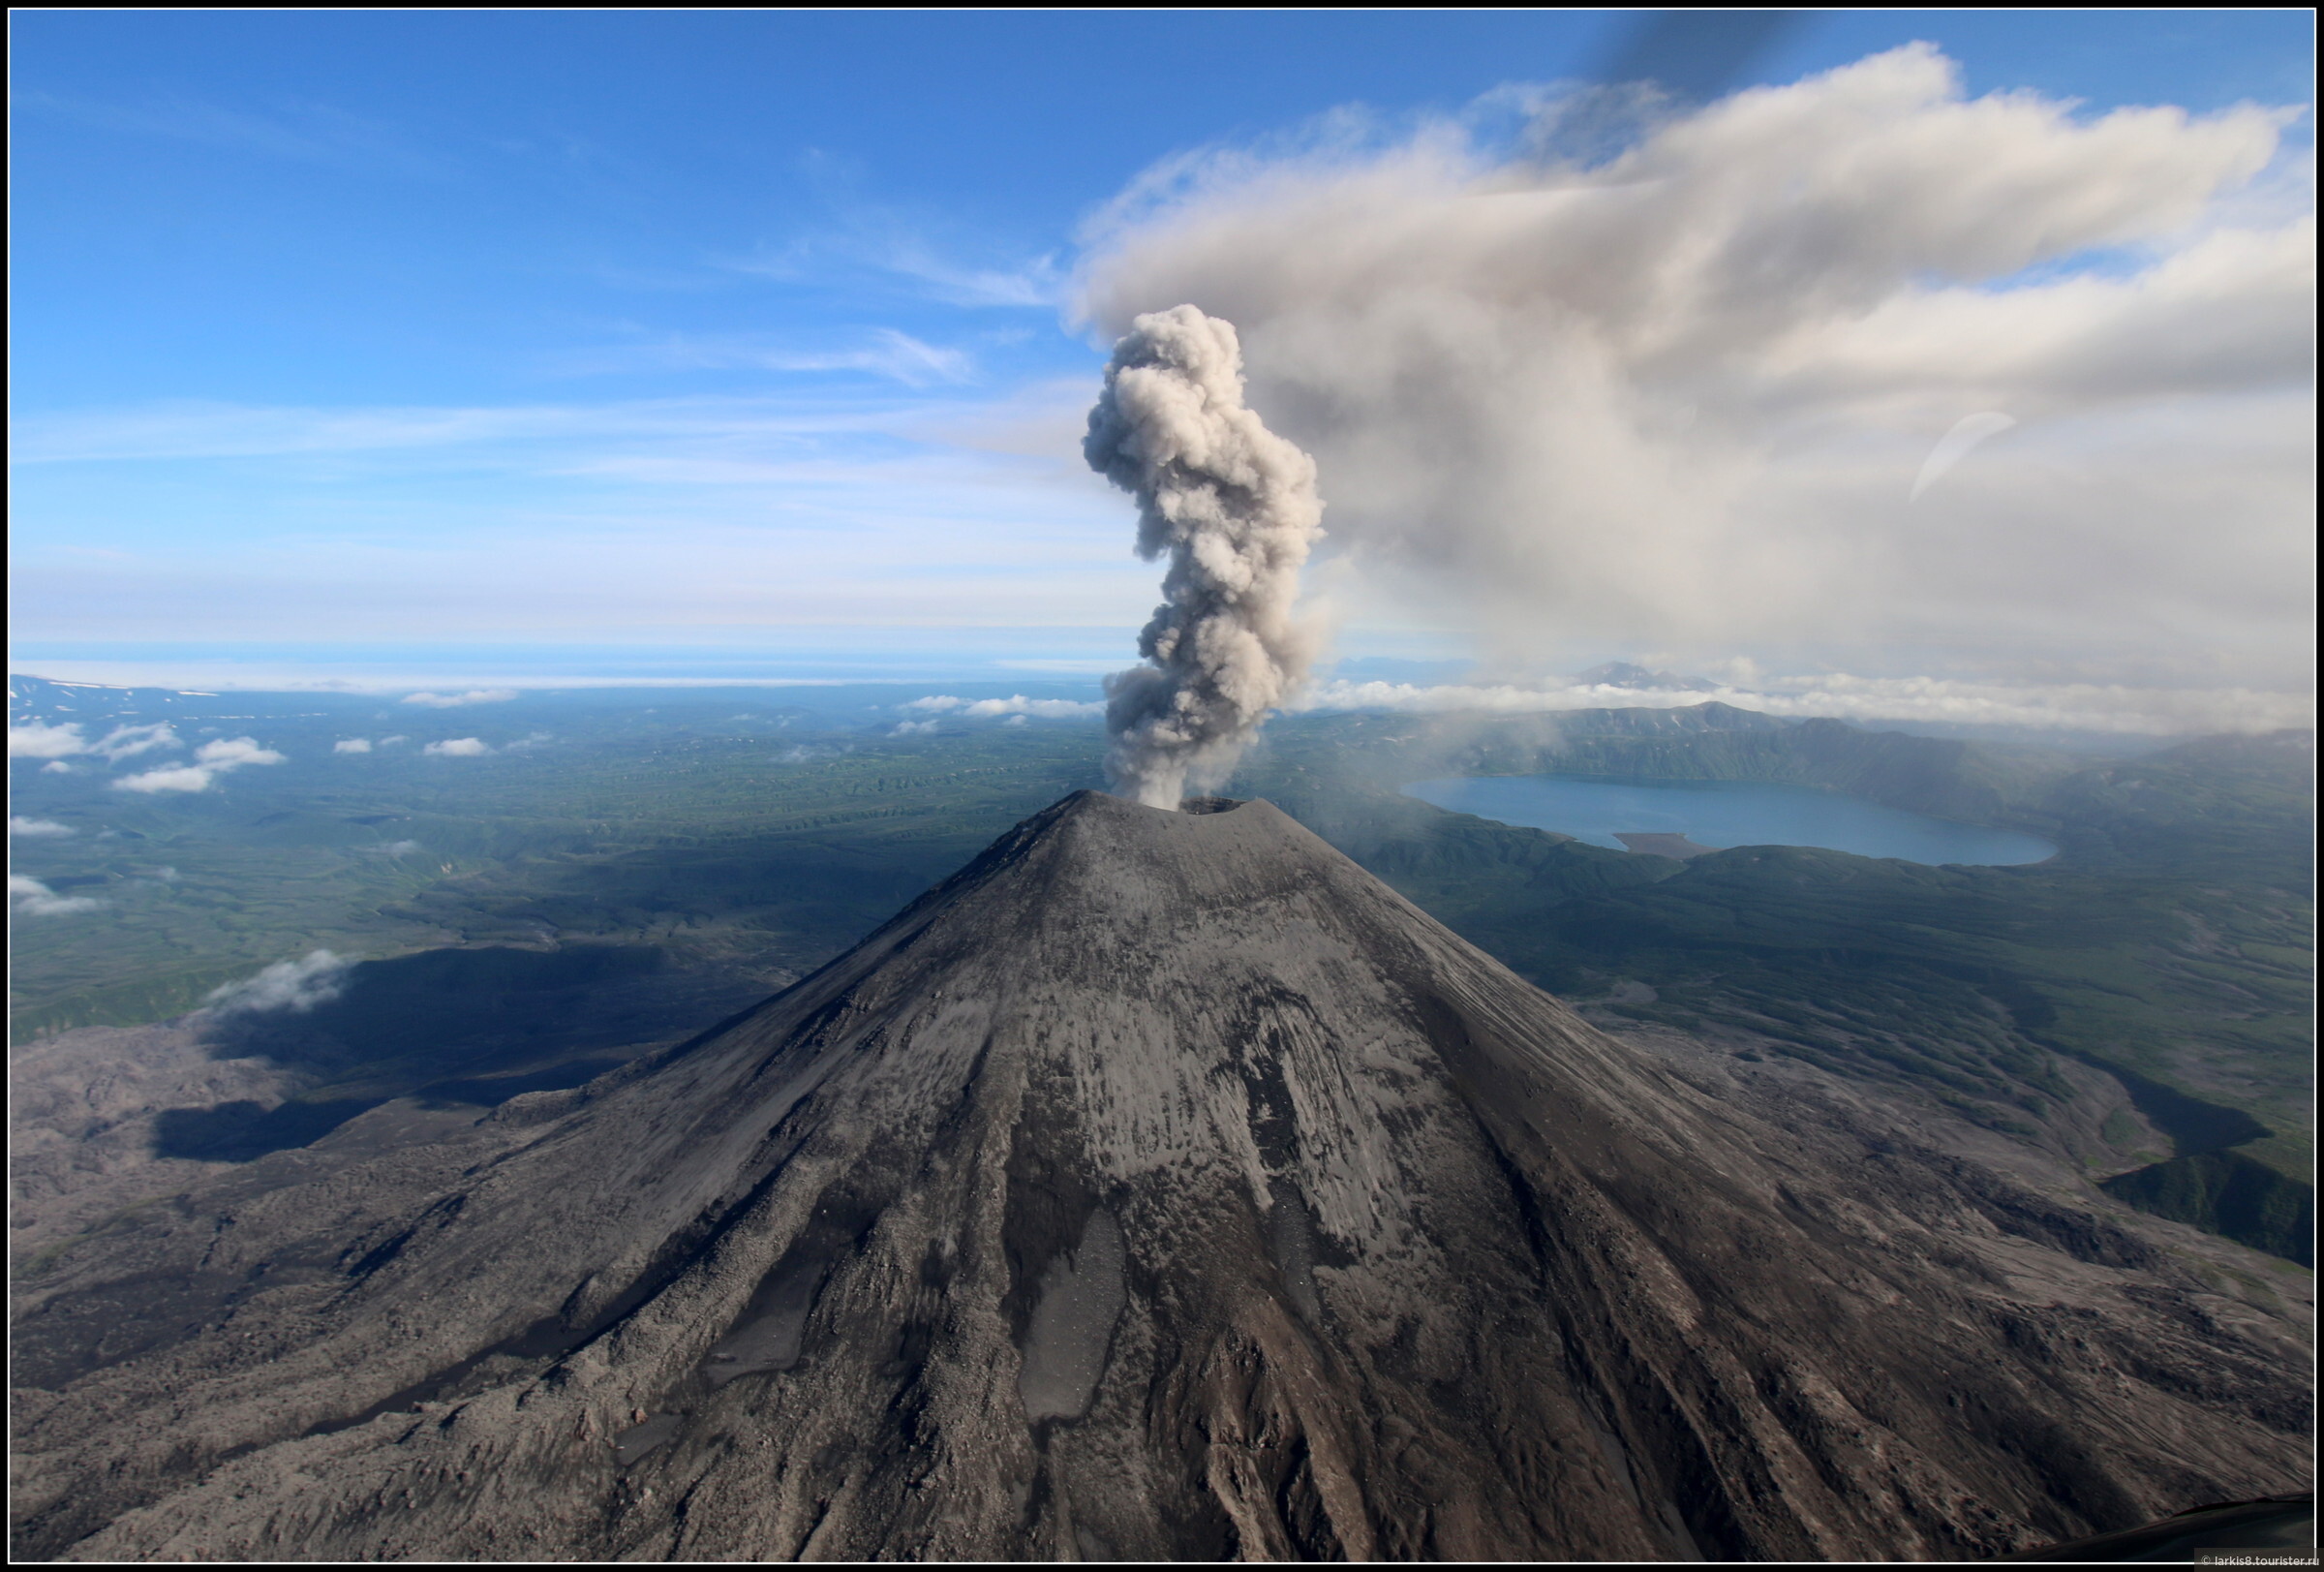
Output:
[11, 792, 2308, 1561]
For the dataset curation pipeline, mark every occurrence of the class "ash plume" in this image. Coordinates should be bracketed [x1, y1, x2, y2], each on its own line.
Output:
[1085, 305, 1325, 809]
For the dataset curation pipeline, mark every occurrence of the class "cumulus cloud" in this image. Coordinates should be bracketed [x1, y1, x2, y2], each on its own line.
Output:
[111, 765, 218, 794]
[91, 723, 182, 761]
[378, 734, 409, 746]
[1077, 46, 2313, 694]
[9, 875, 102, 917]
[9, 722, 90, 758]
[202, 949, 352, 1015]
[422, 737, 491, 756]
[112, 735, 286, 792]
[400, 689, 518, 708]
[197, 736, 286, 769]
[41, 760, 75, 775]
[11, 720, 184, 762]
[10, 817, 75, 837]
[333, 737, 374, 754]
[378, 839, 421, 855]
[905, 694, 1108, 718]
[892, 719, 942, 736]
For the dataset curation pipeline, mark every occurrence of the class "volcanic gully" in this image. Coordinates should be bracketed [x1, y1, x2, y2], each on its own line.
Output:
[9, 792, 2309, 1560]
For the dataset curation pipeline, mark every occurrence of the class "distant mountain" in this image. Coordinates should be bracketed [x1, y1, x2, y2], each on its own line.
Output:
[1573, 661, 1718, 692]
[13, 792, 2306, 1560]
[1329, 698, 2076, 824]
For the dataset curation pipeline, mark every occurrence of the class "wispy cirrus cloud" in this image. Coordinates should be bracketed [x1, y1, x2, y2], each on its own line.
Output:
[9, 399, 759, 465]
[870, 240, 1064, 308]
[559, 328, 976, 386]
[13, 90, 434, 177]
[718, 195, 1064, 310]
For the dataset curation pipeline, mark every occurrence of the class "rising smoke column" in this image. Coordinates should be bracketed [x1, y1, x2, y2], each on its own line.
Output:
[1085, 306, 1325, 810]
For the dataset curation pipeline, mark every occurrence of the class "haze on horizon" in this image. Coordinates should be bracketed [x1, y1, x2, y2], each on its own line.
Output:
[8, 11, 2315, 737]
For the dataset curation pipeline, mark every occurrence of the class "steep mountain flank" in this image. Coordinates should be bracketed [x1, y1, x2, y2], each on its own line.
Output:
[12, 793, 2309, 1561]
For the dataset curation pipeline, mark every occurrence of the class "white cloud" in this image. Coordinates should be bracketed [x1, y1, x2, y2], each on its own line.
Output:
[202, 949, 352, 1015]
[9, 817, 75, 837]
[569, 327, 977, 387]
[92, 723, 181, 761]
[41, 760, 75, 775]
[378, 839, 421, 855]
[1077, 46, 2312, 692]
[892, 719, 942, 735]
[504, 731, 553, 751]
[111, 764, 221, 793]
[9, 722, 87, 758]
[111, 734, 285, 792]
[333, 737, 374, 754]
[378, 734, 409, 745]
[9, 875, 102, 917]
[423, 737, 491, 756]
[196, 736, 286, 768]
[905, 693, 1107, 718]
[12, 720, 186, 762]
[1292, 674, 2313, 735]
[401, 689, 518, 708]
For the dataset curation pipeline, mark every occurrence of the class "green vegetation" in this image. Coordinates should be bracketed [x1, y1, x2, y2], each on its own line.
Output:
[2099, 1151, 2314, 1266]
[9, 679, 2309, 1259]
[10, 711, 1105, 1041]
[1230, 713, 2313, 1258]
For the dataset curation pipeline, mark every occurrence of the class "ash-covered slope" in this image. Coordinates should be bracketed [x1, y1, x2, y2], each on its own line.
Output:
[12, 793, 2308, 1561]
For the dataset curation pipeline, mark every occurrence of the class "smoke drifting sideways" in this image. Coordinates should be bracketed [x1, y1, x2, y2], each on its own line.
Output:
[1085, 306, 1325, 810]
[1076, 46, 2310, 698]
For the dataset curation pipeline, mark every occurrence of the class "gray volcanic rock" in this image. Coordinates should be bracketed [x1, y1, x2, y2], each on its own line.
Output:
[9, 792, 2309, 1561]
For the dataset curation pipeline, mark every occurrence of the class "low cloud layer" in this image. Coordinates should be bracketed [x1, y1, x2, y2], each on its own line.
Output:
[905, 694, 1106, 718]
[422, 737, 491, 756]
[333, 737, 374, 754]
[401, 689, 518, 709]
[10, 817, 75, 838]
[1078, 46, 2313, 696]
[9, 720, 183, 761]
[202, 949, 352, 1015]
[113, 735, 286, 793]
[8, 723, 86, 759]
[9, 875, 102, 917]
[1296, 673, 2314, 736]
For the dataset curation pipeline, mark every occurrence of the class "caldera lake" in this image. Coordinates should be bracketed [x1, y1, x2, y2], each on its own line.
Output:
[1401, 776, 2058, 867]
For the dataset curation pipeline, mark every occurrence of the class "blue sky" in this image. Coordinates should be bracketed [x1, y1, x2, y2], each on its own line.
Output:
[10, 11, 2315, 697]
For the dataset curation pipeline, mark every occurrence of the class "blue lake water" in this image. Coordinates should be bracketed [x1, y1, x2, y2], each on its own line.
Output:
[1402, 776, 2058, 867]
